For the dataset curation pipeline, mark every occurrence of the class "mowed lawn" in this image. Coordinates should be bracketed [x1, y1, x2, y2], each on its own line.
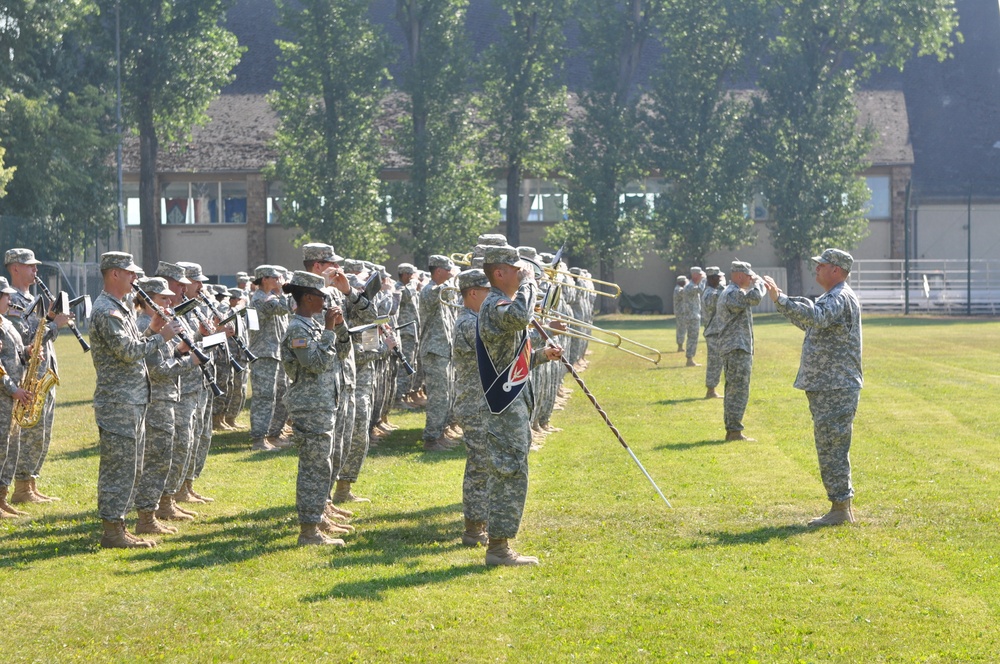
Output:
[1, 314, 999, 662]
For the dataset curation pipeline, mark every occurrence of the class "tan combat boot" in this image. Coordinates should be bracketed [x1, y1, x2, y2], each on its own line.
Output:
[677, 343, 684, 352]
[0, 485, 27, 516]
[319, 515, 353, 535]
[422, 438, 453, 452]
[705, 388, 722, 399]
[136, 510, 178, 535]
[332, 479, 370, 503]
[186, 480, 214, 503]
[725, 430, 755, 442]
[224, 415, 240, 430]
[251, 438, 278, 452]
[100, 519, 155, 549]
[31, 478, 59, 501]
[686, 357, 700, 367]
[485, 538, 539, 566]
[461, 519, 488, 547]
[325, 501, 353, 519]
[298, 522, 345, 547]
[10, 478, 46, 504]
[808, 499, 856, 527]
[155, 494, 195, 521]
[175, 479, 206, 504]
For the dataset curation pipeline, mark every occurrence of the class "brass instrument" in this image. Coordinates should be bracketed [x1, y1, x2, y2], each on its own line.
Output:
[450, 252, 472, 267]
[13, 298, 59, 428]
[438, 286, 464, 309]
[539, 265, 621, 298]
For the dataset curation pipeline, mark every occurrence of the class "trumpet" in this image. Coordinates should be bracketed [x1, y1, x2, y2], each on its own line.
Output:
[535, 304, 662, 365]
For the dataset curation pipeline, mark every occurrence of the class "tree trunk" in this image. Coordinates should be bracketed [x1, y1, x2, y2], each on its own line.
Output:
[138, 101, 159, 272]
[505, 161, 522, 246]
[786, 254, 804, 296]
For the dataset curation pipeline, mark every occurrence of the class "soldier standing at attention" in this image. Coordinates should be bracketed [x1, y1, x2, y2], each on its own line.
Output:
[764, 249, 863, 526]
[5, 248, 72, 504]
[419, 255, 458, 452]
[681, 267, 705, 366]
[673, 275, 688, 353]
[248, 265, 293, 452]
[394, 263, 421, 407]
[0, 277, 31, 518]
[479, 246, 562, 566]
[705, 261, 765, 442]
[90, 252, 181, 549]
[281, 271, 351, 546]
[701, 267, 725, 399]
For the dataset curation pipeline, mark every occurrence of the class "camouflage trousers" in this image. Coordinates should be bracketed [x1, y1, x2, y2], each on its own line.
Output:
[185, 387, 212, 481]
[395, 332, 418, 395]
[333, 382, 355, 483]
[250, 358, 289, 440]
[806, 389, 860, 503]
[95, 403, 146, 521]
[166, 392, 199, 495]
[341, 362, 375, 483]
[704, 337, 723, 389]
[722, 349, 753, 432]
[421, 352, 454, 442]
[134, 399, 176, 512]
[456, 406, 489, 523]
[222, 362, 249, 422]
[0, 398, 18, 486]
[485, 390, 532, 539]
[685, 315, 701, 359]
[15, 388, 55, 481]
[292, 408, 336, 524]
[675, 315, 688, 347]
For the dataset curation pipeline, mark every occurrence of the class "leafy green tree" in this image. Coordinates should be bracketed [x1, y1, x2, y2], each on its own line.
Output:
[551, 0, 665, 312]
[645, 0, 765, 270]
[268, 0, 392, 261]
[750, 0, 959, 293]
[388, 0, 496, 265]
[103, 0, 242, 270]
[480, 0, 570, 246]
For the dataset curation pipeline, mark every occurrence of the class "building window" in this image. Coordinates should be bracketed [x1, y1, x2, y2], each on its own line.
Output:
[158, 181, 249, 224]
[267, 182, 283, 224]
[123, 181, 141, 225]
[865, 175, 891, 219]
[498, 178, 567, 223]
[161, 181, 191, 224]
[221, 181, 248, 224]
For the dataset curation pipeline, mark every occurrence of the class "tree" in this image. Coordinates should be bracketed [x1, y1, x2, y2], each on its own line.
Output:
[388, 0, 496, 266]
[645, 0, 765, 270]
[551, 0, 665, 312]
[480, 0, 570, 246]
[268, 0, 392, 261]
[750, 0, 959, 293]
[105, 0, 242, 271]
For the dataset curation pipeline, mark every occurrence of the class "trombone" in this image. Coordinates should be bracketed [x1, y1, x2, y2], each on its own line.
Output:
[539, 265, 621, 298]
[450, 252, 472, 267]
[536, 307, 662, 365]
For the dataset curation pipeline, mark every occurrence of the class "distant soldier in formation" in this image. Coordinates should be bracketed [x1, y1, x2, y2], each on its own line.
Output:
[681, 267, 705, 366]
[701, 267, 725, 399]
[673, 275, 688, 352]
[764, 249, 863, 526]
[248, 265, 293, 452]
[419, 255, 458, 452]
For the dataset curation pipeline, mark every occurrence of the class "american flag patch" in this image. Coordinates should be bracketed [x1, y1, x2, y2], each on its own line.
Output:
[110, 310, 122, 319]
[291, 338, 308, 348]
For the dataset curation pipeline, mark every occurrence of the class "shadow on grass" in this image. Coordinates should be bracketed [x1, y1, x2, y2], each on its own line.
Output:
[0, 511, 99, 566]
[52, 443, 100, 461]
[654, 397, 707, 406]
[303, 563, 489, 601]
[694, 524, 812, 547]
[656, 438, 728, 451]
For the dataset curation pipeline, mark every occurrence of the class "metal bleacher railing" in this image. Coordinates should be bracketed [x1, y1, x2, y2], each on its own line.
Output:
[851, 259, 1000, 315]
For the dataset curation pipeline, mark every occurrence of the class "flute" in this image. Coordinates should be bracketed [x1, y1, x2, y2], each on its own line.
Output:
[34, 276, 91, 352]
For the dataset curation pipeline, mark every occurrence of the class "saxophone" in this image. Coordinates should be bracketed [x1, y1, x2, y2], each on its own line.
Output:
[13, 308, 59, 428]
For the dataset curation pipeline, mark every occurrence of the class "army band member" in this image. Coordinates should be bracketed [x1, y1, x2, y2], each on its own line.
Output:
[701, 267, 725, 400]
[0, 277, 31, 518]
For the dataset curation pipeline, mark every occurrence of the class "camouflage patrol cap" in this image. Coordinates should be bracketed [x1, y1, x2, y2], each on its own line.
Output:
[517, 246, 538, 260]
[398, 263, 417, 275]
[155, 262, 192, 285]
[812, 248, 854, 273]
[235, 271, 248, 279]
[302, 242, 345, 263]
[177, 261, 209, 282]
[730, 260, 752, 274]
[254, 264, 281, 280]
[427, 255, 455, 271]
[0, 276, 16, 294]
[281, 270, 326, 295]
[470, 256, 485, 269]
[705, 266, 722, 276]
[342, 259, 363, 273]
[569, 267, 582, 276]
[477, 233, 508, 246]
[137, 276, 174, 297]
[690, 266, 704, 275]
[227, 287, 245, 299]
[482, 245, 521, 267]
[676, 275, 688, 284]
[458, 268, 490, 292]
[100, 251, 142, 273]
[4, 248, 42, 266]
[538, 252, 555, 265]
[237, 274, 252, 286]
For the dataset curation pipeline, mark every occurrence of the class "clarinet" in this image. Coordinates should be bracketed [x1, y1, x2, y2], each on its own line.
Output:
[198, 291, 258, 363]
[34, 276, 91, 352]
[184, 296, 245, 374]
[131, 284, 224, 397]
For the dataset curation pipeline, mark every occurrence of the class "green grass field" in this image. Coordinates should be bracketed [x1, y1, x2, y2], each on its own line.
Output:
[1, 314, 999, 662]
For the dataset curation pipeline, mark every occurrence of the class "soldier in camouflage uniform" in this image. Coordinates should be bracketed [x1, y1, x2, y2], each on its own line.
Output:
[701, 267, 725, 399]
[681, 268, 705, 366]
[5, 248, 73, 504]
[281, 271, 353, 546]
[479, 245, 562, 566]
[764, 249, 863, 526]
[90, 252, 182, 549]
[705, 261, 764, 441]
[451, 269, 493, 546]
[248, 265, 293, 452]
[133, 277, 201, 535]
[419, 255, 458, 451]
[220, 288, 250, 429]
[672, 275, 688, 352]
[394, 263, 420, 406]
[0, 277, 31, 518]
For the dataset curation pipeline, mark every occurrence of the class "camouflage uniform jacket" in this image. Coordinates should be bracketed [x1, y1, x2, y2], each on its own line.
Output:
[681, 280, 704, 318]
[281, 313, 349, 415]
[704, 278, 765, 355]
[0, 314, 26, 394]
[396, 281, 420, 339]
[775, 281, 863, 391]
[136, 312, 196, 402]
[701, 285, 723, 331]
[673, 285, 686, 317]
[452, 306, 487, 418]
[90, 291, 168, 406]
[418, 281, 453, 358]
[479, 283, 550, 374]
[248, 289, 293, 360]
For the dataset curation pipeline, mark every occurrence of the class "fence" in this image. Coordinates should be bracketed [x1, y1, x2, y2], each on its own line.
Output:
[851, 259, 1000, 315]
